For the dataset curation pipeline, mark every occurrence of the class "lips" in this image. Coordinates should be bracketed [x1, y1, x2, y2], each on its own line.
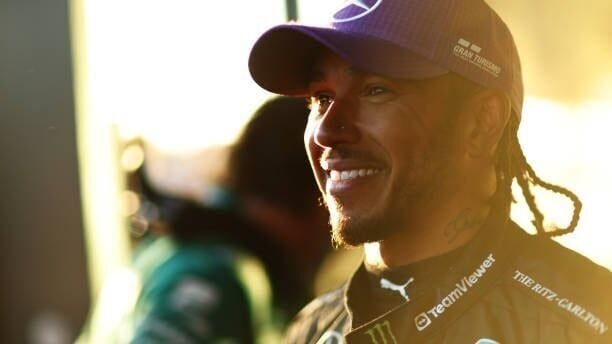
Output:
[318, 148, 388, 195]
[321, 157, 387, 193]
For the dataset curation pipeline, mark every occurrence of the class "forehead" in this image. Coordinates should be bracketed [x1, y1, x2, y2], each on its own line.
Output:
[307, 50, 455, 96]
[308, 51, 362, 84]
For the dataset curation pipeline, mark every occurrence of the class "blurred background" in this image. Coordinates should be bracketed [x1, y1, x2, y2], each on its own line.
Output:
[0, 0, 611, 342]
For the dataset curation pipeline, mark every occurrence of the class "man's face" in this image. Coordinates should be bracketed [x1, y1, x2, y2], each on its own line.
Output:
[305, 52, 463, 247]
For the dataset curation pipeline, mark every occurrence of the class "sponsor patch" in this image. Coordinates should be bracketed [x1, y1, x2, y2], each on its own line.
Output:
[452, 38, 501, 78]
[415, 253, 496, 331]
[380, 277, 414, 301]
[364, 320, 397, 344]
[512, 270, 608, 335]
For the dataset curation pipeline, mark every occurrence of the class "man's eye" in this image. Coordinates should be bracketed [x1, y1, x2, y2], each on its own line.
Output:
[309, 93, 333, 112]
[317, 94, 333, 106]
[365, 85, 388, 96]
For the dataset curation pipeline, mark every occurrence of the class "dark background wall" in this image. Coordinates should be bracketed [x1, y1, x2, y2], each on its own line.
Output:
[0, 0, 89, 342]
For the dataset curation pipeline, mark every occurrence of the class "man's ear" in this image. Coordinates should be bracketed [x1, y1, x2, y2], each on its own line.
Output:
[464, 91, 511, 158]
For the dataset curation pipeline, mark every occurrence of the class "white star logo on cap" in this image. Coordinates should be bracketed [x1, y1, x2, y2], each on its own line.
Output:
[348, 0, 371, 10]
[332, 0, 383, 23]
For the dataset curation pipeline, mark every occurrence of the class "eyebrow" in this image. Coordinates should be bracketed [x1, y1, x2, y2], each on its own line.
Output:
[307, 64, 363, 84]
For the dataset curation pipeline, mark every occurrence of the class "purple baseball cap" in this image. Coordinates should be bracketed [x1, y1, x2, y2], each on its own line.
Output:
[248, 0, 524, 118]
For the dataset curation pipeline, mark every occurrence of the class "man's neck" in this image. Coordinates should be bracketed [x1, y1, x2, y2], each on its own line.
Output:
[364, 205, 491, 272]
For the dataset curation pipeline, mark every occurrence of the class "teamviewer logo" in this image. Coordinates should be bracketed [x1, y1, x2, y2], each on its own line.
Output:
[414, 312, 431, 331]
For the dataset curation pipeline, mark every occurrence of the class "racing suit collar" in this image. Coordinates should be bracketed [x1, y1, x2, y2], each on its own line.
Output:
[343, 209, 518, 342]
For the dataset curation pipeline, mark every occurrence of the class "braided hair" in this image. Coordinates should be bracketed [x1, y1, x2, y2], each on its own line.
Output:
[494, 113, 582, 237]
[448, 74, 582, 237]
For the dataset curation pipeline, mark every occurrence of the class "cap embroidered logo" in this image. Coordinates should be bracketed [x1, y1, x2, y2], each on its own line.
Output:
[332, 0, 383, 23]
[452, 38, 502, 77]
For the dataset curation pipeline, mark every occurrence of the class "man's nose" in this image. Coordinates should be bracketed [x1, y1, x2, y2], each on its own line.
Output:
[313, 99, 359, 149]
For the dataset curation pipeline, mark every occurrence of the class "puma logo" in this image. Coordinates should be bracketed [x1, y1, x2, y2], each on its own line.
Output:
[380, 277, 414, 301]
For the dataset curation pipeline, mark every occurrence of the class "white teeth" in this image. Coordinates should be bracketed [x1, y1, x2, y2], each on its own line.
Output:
[329, 168, 381, 181]
[320, 160, 329, 171]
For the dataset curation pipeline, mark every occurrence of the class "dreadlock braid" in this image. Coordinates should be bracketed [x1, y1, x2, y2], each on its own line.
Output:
[448, 73, 582, 237]
[500, 115, 583, 237]
[493, 118, 515, 215]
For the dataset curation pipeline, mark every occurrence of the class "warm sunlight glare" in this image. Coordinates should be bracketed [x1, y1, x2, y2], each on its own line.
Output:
[74, 1, 287, 336]
[514, 97, 612, 268]
[86, 0, 282, 153]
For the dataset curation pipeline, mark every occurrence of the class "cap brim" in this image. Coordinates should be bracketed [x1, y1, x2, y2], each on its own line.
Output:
[248, 24, 448, 96]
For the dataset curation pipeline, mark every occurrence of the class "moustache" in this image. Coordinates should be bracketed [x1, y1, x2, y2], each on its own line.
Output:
[319, 146, 384, 164]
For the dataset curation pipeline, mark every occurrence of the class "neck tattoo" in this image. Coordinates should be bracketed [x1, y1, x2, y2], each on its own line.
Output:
[444, 208, 486, 243]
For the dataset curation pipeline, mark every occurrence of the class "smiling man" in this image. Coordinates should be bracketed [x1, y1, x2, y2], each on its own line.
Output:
[248, 0, 612, 343]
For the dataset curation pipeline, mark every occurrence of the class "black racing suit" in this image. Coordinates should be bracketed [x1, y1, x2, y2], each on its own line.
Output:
[284, 215, 612, 343]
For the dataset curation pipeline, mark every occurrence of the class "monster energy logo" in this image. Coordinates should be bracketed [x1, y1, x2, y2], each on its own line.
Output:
[364, 320, 397, 344]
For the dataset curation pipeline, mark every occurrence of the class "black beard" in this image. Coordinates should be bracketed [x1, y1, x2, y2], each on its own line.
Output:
[327, 193, 407, 247]
[326, 150, 455, 248]
[325, 108, 458, 248]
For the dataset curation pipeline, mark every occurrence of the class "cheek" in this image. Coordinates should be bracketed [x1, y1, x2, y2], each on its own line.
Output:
[373, 117, 425, 162]
[304, 121, 325, 190]
[373, 121, 432, 185]
[304, 120, 318, 161]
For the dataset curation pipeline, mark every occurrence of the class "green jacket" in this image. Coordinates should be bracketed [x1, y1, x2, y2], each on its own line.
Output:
[131, 236, 280, 343]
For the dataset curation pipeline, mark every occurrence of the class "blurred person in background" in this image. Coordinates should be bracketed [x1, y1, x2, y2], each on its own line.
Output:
[123, 96, 329, 343]
[223, 95, 331, 315]
[78, 160, 274, 343]
[127, 167, 269, 344]
[247, 0, 612, 342]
